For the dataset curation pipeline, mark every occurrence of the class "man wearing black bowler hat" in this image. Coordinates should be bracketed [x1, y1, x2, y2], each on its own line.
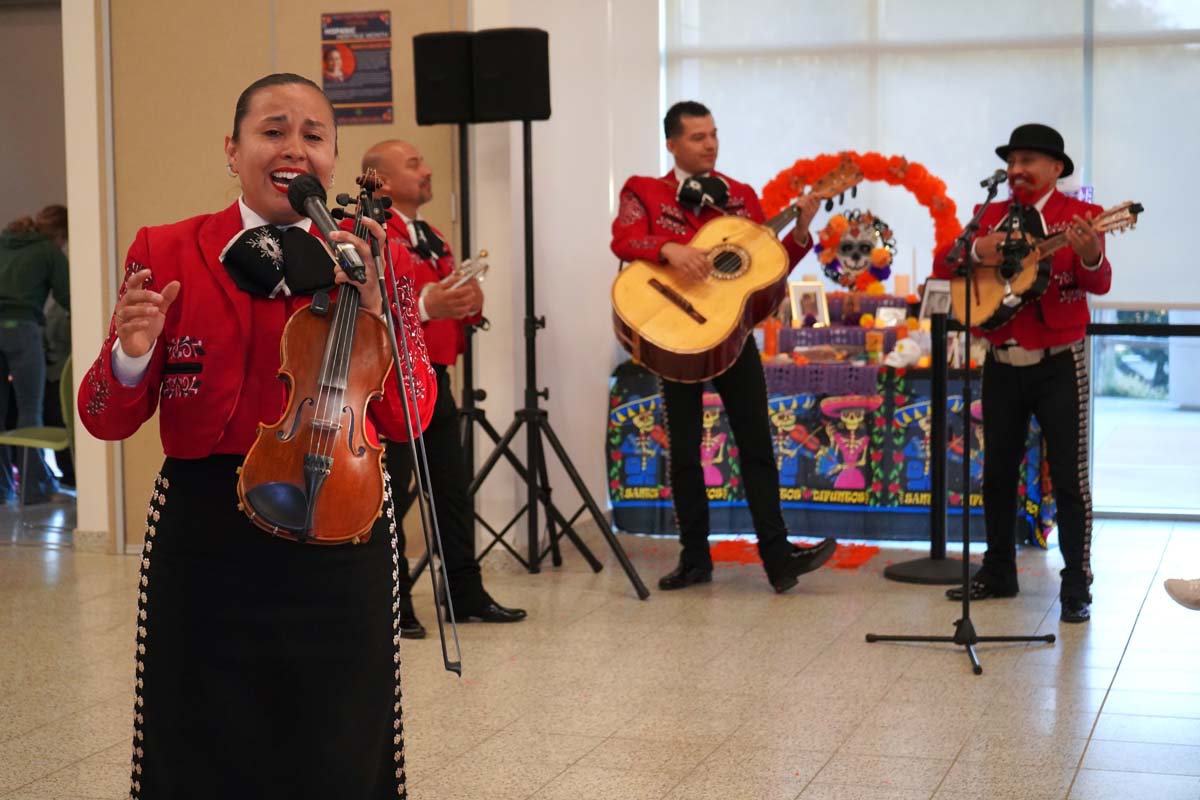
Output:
[932, 123, 1112, 623]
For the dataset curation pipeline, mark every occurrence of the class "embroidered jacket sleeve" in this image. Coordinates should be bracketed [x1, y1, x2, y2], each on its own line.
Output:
[611, 178, 673, 263]
[1068, 201, 1112, 295]
[77, 227, 170, 440]
[368, 240, 437, 441]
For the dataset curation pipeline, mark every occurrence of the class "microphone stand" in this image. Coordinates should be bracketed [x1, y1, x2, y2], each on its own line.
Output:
[366, 211, 463, 676]
[866, 179, 1054, 675]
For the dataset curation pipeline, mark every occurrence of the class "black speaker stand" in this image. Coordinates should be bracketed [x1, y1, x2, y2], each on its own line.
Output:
[866, 184, 1053, 674]
[468, 121, 649, 599]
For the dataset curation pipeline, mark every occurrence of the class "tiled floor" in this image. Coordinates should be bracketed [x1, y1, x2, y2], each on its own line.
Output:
[2, 509, 1200, 799]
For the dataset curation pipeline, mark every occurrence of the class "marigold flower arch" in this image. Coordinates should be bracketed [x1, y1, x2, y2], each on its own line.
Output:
[762, 151, 962, 261]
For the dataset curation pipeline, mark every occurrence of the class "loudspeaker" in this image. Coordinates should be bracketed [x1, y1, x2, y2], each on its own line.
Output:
[412, 32, 475, 125]
[471, 28, 551, 122]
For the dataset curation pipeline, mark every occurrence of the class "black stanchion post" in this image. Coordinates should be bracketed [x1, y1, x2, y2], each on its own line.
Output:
[883, 312, 975, 584]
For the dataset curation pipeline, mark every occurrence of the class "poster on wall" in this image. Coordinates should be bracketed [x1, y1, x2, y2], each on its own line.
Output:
[321, 11, 393, 125]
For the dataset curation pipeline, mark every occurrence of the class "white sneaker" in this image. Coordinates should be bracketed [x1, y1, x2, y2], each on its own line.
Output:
[1164, 579, 1200, 610]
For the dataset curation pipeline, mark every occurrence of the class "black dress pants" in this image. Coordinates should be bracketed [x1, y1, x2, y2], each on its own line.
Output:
[980, 343, 1093, 601]
[660, 337, 791, 570]
[386, 365, 486, 607]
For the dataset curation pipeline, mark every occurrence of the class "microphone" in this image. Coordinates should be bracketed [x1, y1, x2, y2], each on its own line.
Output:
[980, 169, 1007, 189]
[287, 174, 367, 283]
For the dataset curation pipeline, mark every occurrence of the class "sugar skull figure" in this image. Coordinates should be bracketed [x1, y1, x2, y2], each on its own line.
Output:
[816, 394, 884, 489]
[897, 401, 934, 492]
[700, 392, 728, 487]
[769, 394, 819, 486]
[815, 209, 896, 291]
[612, 396, 668, 487]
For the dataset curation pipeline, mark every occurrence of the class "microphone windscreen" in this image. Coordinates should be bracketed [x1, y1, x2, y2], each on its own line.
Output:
[287, 174, 327, 217]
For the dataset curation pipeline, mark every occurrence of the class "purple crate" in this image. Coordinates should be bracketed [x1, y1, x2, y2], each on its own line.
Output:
[827, 326, 866, 347]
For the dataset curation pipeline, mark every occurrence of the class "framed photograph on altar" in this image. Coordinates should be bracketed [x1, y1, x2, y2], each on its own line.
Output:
[788, 281, 829, 328]
[919, 278, 952, 319]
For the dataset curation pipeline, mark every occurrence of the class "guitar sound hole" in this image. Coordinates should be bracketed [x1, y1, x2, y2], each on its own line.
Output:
[713, 252, 742, 274]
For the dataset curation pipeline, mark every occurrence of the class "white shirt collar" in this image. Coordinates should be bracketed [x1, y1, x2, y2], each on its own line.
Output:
[237, 197, 312, 232]
[1031, 188, 1055, 213]
[673, 166, 711, 183]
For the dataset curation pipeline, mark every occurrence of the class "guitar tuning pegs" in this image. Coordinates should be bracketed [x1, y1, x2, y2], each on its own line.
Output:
[335, 193, 353, 206]
[330, 208, 346, 220]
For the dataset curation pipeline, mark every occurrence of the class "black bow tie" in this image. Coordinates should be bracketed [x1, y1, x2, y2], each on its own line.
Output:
[220, 225, 336, 298]
[677, 175, 729, 212]
[409, 220, 446, 261]
[1004, 203, 1046, 239]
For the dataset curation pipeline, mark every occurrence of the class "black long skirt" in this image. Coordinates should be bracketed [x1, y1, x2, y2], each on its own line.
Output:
[129, 455, 406, 799]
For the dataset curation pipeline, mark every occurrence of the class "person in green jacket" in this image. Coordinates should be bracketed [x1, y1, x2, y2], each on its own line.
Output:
[0, 205, 70, 504]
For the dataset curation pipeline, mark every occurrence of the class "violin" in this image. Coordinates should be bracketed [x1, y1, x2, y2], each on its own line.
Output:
[236, 175, 392, 545]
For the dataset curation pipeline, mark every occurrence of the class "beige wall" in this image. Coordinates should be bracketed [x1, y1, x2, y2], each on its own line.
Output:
[0, 5, 67, 229]
[104, 0, 464, 548]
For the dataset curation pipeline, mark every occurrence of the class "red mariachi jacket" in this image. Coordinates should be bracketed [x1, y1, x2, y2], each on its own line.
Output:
[932, 190, 1111, 348]
[77, 202, 437, 457]
[385, 215, 481, 367]
[611, 170, 812, 267]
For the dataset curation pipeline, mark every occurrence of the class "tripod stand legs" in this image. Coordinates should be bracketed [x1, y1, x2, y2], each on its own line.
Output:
[468, 409, 647, 595]
[866, 617, 1054, 675]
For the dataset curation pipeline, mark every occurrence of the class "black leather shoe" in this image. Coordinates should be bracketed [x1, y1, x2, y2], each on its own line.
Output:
[945, 576, 1019, 601]
[768, 538, 837, 594]
[658, 561, 713, 591]
[398, 599, 426, 639]
[455, 596, 527, 623]
[1060, 596, 1091, 624]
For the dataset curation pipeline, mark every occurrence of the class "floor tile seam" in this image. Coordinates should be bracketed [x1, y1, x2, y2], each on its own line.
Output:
[0, 691, 133, 747]
[2, 737, 130, 799]
[1067, 525, 1173, 799]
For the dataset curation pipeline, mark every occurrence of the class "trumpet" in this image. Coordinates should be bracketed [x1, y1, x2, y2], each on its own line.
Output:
[442, 249, 490, 290]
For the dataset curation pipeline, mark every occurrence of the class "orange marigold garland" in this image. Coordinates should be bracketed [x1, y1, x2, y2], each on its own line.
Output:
[762, 151, 962, 262]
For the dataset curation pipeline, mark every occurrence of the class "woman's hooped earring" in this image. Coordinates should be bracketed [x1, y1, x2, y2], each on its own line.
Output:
[226, 163, 238, 177]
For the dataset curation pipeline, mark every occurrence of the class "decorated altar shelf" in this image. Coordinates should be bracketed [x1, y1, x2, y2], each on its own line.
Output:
[607, 361, 1056, 546]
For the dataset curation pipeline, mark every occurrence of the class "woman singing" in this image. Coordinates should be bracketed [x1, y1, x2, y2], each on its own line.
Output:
[77, 73, 435, 799]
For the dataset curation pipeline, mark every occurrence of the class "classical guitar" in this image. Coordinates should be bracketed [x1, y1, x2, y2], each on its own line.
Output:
[950, 201, 1143, 331]
[612, 157, 863, 383]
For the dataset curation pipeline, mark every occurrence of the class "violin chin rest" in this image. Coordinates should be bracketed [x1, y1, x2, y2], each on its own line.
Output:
[245, 482, 308, 534]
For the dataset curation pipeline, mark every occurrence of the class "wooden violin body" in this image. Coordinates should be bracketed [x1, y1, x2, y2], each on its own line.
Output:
[237, 296, 392, 545]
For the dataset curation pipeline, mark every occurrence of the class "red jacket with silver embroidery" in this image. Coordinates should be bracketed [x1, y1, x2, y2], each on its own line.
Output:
[932, 190, 1111, 348]
[77, 202, 436, 457]
[610, 170, 811, 267]
[385, 215, 481, 367]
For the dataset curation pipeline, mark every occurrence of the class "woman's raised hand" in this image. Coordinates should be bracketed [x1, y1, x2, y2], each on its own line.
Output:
[114, 269, 181, 358]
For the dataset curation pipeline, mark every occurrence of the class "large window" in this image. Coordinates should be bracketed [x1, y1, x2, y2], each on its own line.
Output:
[663, 0, 1200, 306]
[664, 0, 1200, 515]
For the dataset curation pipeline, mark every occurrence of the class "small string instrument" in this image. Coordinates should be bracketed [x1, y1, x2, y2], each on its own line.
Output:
[236, 176, 392, 544]
[611, 156, 863, 383]
[951, 201, 1144, 330]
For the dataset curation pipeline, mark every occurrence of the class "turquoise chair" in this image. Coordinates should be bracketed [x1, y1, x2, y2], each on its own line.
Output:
[0, 356, 72, 506]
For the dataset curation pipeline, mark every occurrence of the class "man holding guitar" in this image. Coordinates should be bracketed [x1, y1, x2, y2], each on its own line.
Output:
[933, 123, 1111, 623]
[363, 139, 527, 635]
[611, 101, 837, 593]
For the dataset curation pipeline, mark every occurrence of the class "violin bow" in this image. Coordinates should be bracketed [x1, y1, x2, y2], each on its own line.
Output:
[355, 171, 463, 675]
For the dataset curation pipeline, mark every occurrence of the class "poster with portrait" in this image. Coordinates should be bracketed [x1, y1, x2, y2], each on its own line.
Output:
[321, 11, 393, 125]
